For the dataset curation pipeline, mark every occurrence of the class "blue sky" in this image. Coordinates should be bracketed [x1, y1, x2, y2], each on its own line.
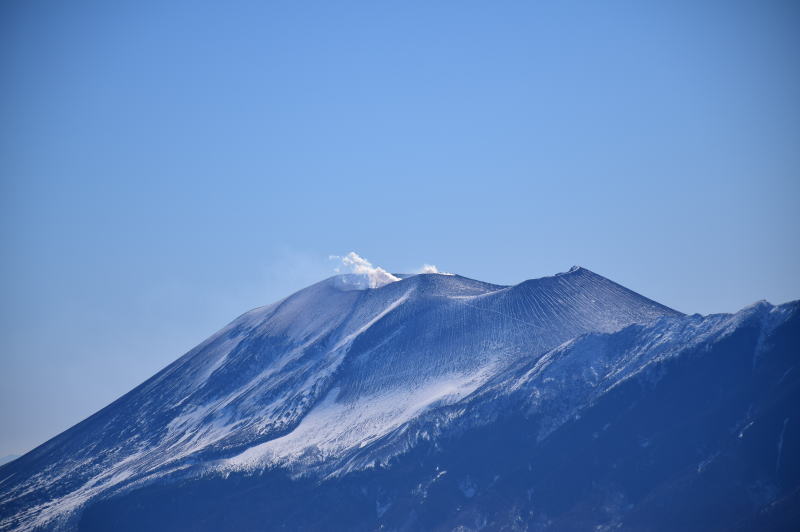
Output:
[1, 0, 798, 456]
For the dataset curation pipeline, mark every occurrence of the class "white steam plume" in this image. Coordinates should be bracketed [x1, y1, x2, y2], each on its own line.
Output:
[330, 252, 400, 288]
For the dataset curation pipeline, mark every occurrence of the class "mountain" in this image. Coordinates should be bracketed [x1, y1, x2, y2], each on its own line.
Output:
[0, 267, 797, 531]
[0, 458, 17, 468]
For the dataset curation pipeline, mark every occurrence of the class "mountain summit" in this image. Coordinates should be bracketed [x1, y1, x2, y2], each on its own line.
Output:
[1, 268, 797, 531]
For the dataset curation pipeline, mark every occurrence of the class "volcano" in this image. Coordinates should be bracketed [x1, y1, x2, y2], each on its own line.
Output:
[1, 267, 797, 531]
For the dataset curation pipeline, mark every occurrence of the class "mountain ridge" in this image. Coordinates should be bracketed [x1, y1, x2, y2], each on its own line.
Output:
[1, 268, 796, 531]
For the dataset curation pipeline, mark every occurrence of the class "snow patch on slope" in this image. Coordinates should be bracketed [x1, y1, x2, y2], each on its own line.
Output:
[222, 365, 497, 474]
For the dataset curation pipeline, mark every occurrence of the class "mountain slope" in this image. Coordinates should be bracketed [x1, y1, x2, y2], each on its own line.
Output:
[78, 300, 800, 531]
[1, 268, 797, 531]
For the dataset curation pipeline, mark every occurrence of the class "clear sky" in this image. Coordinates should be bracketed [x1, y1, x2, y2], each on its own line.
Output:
[1, 0, 798, 457]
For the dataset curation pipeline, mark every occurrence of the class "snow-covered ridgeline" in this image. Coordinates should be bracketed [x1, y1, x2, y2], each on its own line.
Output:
[5, 267, 789, 532]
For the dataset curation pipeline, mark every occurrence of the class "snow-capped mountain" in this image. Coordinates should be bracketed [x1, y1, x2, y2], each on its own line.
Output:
[1, 267, 797, 531]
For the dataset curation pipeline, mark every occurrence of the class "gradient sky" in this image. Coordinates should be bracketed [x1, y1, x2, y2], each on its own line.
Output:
[1, 0, 798, 456]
